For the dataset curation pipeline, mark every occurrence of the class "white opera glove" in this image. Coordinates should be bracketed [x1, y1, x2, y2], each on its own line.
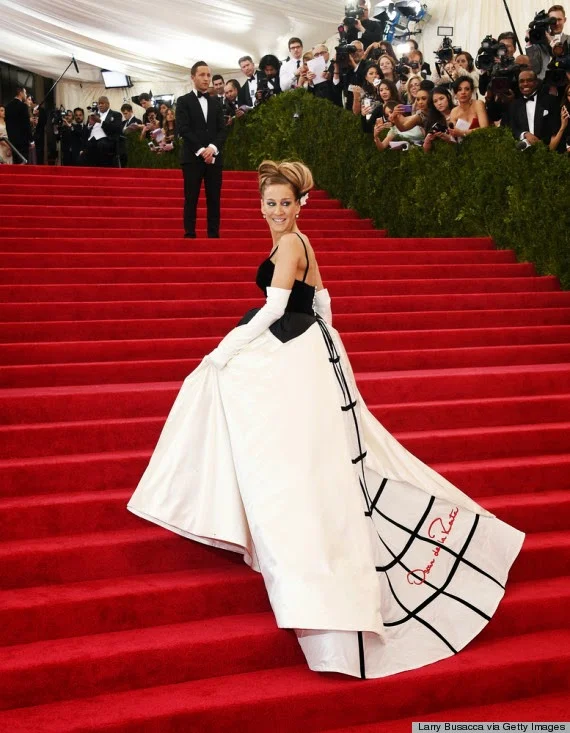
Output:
[314, 288, 332, 326]
[206, 286, 291, 369]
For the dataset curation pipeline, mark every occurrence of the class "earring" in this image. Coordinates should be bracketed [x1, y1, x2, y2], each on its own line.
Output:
[262, 214, 266, 219]
[295, 214, 299, 219]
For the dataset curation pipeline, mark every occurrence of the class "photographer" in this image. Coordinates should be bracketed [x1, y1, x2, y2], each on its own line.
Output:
[373, 99, 426, 150]
[344, 1, 384, 51]
[383, 87, 431, 137]
[549, 81, 570, 150]
[307, 45, 340, 103]
[223, 80, 243, 125]
[54, 109, 75, 165]
[258, 54, 282, 100]
[332, 39, 365, 111]
[503, 69, 561, 147]
[138, 93, 163, 126]
[280, 38, 305, 92]
[237, 56, 266, 108]
[527, 5, 568, 79]
[422, 86, 457, 151]
[352, 63, 382, 132]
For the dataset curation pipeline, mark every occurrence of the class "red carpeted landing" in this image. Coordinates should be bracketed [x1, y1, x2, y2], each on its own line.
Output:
[0, 166, 568, 731]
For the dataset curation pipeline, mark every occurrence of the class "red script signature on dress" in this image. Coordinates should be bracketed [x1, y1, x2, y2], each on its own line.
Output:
[406, 507, 460, 586]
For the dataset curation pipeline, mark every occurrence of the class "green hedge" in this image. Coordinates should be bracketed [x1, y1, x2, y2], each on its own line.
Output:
[127, 91, 570, 288]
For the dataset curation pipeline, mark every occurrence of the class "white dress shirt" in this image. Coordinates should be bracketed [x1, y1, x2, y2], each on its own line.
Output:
[280, 57, 301, 92]
[521, 94, 537, 138]
[192, 89, 218, 161]
[89, 108, 110, 140]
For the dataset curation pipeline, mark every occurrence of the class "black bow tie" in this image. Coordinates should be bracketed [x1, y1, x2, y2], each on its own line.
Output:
[197, 91, 209, 99]
[524, 94, 537, 103]
[248, 76, 256, 82]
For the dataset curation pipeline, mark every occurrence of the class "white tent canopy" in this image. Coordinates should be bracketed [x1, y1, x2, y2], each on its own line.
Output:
[1, 0, 547, 110]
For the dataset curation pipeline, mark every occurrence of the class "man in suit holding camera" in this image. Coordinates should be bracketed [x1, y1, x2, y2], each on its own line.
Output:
[176, 61, 227, 238]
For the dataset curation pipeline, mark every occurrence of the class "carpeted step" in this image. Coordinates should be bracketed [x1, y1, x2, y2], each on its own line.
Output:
[0, 263, 538, 286]
[0, 226, 388, 239]
[356, 363, 570, 403]
[2, 482, 568, 542]
[0, 612, 304, 710]
[2, 365, 569, 426]
[0, 630, 568, 732]
[0, 525, 242, 589]
[375, 392, 570, 431]
[0, 204, 362, 222]
[0, 277, 559, 304]
[0, 509, 566, 589]
[4, 342, 570, 388]
[320, 690, 570, 732]
[4, 391, 570, 458]
[4, 294, 570, 328]
[0, 236, 494, 253]
[0, 195, 342, 208]
[0, 250, 519, 268]
[0, 167, 252, 179]
[3, 309, 569, 345]
[433, 454, 570, 494]
[0, 566, 270, 646]
[3, 326, 570, 367]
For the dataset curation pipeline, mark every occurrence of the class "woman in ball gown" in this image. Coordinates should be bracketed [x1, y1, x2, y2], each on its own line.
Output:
[128, 160, 524, 679]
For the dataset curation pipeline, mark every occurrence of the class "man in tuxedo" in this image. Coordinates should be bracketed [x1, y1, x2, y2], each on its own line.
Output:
[70, 108, 86, 165]
[82, 96, 123, 166]
[503, 70, 561, 147]
[177, 61, 227, 239]
[280, 38, 305, 92]
[5, 86, 32, 163]
[119, 103, 143, 167]
[212, 75, 226, 107]
[237, 56, 266, 108]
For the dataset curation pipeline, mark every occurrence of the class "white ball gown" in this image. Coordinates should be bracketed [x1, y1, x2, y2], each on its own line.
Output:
[127, 235, 524, 679]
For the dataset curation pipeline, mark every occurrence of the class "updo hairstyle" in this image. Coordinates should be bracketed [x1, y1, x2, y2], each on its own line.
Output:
[258, 160, 314, 202]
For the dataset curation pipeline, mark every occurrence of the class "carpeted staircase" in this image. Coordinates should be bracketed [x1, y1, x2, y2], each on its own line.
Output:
[0, 166, 568, 731]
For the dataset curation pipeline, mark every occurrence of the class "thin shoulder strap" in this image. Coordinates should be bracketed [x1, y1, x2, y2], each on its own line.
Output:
[268, 245, 279, 260]
[295, 233, 310, 282]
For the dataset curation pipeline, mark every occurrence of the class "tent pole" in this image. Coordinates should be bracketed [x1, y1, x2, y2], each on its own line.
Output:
[501, 0, 523, 55]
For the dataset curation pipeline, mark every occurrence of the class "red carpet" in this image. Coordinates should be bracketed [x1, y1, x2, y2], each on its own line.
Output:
[0, 166, 568, 731]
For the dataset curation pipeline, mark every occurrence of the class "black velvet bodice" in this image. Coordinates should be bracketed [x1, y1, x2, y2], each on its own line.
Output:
[256, 257, 315, 316]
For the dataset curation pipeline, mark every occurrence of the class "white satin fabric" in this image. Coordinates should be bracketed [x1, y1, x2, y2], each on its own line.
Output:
[128, 320, 524, 678]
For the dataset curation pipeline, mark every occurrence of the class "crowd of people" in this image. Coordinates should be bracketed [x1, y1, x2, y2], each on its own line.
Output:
[1, 3, 569, 165]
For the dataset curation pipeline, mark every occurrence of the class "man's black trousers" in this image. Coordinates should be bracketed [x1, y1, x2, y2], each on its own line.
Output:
[181, 156, 223, 237]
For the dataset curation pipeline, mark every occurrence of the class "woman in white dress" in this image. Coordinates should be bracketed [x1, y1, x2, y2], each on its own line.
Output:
[0, 105, 13, 164]
[128, 160, 524, 679]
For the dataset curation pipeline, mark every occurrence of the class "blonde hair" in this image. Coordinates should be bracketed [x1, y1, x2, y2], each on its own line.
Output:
[258, 160, 314, 200]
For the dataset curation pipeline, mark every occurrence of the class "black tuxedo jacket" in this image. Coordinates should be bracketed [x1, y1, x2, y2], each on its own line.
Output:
[101, 110, 123, 141]
[237, 71, 265, 108]
[5, 98, 32, 148]
[123, 116, 142, 131]
[504, 93, 560, 145]
[176, 92, 227, 164]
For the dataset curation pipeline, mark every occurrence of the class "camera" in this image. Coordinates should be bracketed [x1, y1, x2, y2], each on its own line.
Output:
[50, 106, 67, 127]
[430, 121, 448, 134]
[435, 36, 462, 64]
[255, 76, 275, 104]
[545, 55, 570, 86]
[335, 23, 359, 74]
[344, 2, 365, 28]
[475, 36, 520, 94]
[86, 102, 100, 114]
[369, 47, 387, 61]
[527, 9, 557, 45]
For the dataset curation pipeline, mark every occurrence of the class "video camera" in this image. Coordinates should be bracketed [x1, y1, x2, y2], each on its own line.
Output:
[344, 1, 366, 29]
[435, 36, 462, 65]
[335, 24, 359, 73]
[545, 54, 570, 86]
[256, 76, 275, 104]
[476, 36, 520, 95]
[527, 9, 558, 45]
[86, 102, 100, 114]
[50, 105, 68, 128]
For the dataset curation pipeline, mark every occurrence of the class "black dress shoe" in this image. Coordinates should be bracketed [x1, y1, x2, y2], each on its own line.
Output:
[184, 233, 196, 239]
[207, 233, 220, 238]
